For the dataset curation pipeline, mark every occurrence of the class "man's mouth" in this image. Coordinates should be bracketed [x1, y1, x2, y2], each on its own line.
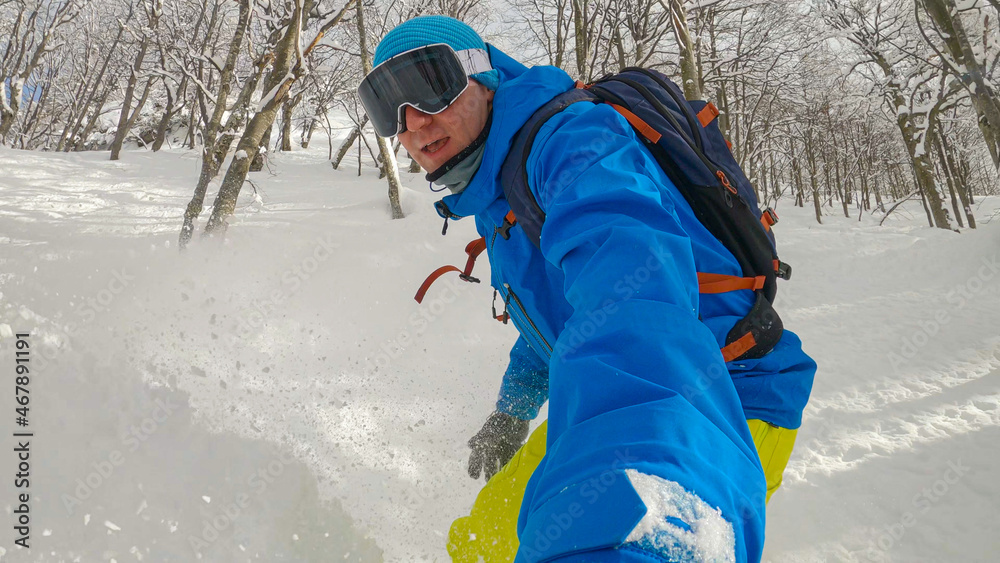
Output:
[423, 137, 449, 155]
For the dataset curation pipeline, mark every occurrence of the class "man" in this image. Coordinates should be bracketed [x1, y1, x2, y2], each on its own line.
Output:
[359, 15, 816, 563]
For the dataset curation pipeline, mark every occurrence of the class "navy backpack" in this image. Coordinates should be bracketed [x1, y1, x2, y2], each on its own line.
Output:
[495, 68, 792, 362]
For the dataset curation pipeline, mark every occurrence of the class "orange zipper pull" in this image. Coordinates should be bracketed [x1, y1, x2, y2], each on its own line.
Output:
[716, 170, 737, 195]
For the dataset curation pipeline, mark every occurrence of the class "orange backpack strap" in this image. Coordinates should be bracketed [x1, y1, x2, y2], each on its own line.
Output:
[720, 332, 757, 362]
[608, 103, 663, 144]
[414, 237, 486, 303]
[697, 272, 766, 294]
[697, 269, 776, 363]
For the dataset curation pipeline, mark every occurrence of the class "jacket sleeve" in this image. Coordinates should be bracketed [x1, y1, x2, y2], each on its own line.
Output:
[513, 105, 766, 563]
[496, 335, 550, 420]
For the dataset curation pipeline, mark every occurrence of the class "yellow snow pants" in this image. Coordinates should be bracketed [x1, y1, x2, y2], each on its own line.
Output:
[446, 418, 797, 562]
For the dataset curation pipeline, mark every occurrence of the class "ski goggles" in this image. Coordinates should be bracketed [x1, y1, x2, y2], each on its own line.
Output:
[358, 43, 493, 137]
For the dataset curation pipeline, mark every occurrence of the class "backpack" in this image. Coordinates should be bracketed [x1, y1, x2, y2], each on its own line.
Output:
[416, 67, 791, 363]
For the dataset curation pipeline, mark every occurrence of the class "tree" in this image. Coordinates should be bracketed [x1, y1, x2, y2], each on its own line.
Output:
[821, 0, 956, 230]
[0, 0, 83, 144]
[202, 0, 357, 236]
[178, 0, 253, 248]
[352, 0, 404, 219]
[663, 0, 701, 100]
[917, 0, 1000, 169]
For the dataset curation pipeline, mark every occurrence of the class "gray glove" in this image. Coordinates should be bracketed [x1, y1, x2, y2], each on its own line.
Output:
[467, 411, 530, 481]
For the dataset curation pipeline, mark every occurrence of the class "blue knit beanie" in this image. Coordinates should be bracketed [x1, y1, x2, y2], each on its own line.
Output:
[373, 15, 499, 91]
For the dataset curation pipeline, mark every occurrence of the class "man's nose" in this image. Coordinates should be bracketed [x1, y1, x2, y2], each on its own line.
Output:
[404, 105, 432, 132]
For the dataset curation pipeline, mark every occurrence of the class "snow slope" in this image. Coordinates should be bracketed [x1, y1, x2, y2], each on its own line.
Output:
[0, 142, 997, 562]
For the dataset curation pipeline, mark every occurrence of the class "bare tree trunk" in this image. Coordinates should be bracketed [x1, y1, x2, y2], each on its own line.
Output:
[281, 104, 293, 151]
[916, 169, 935, 228]
[891, 163, 912, 206]
[186, 89, 199, 149]
[572, 0, 590, 80]
[332, 116, 367, 169]
[0, 0, 80, 143]
[869, 47, 954, 230]
[179, 0, 252, 248]
[58, 16, 129, 151]
[203, 0, 354, 234]
[376, 138, 402, 179]
[111, 2, 161, 160]
[805, 128, 822, 224]
[152, 77, 185, 152]
[73, 86, 113, 151]
[707, 9, 730, 140]
[249, 125, 272, 171]
[922, 0, 1000, 169]
[872, 176, 883, 212]
[902, 123, 951, 230]
[790, 141, 805, 208]
[280, 94, 301, 151]
[611, 26, 627, 72]
[356, 0, 404, 219]
[152, 102, 174, 152]
[205, 113, 278, 235]
[933, 123, 964, 228]
[122, 77, 155, 147]
[963, 155, 977, 204]
[831, 133, 849, 218]
[324, 112, 335, 159]
[666, 0, 702, 100]
[0, 80, 22, 143]
[301, 117, 316, 148]
[938, 120, 976, 228]
[18, 73, 53, 149]
[822, 144, 833, 208]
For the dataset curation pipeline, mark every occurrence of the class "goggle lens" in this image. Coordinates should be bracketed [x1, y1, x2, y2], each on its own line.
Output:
[359, 44, 469, 137]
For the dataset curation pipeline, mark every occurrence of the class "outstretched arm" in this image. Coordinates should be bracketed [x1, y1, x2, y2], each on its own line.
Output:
[514, 104, 766, 563]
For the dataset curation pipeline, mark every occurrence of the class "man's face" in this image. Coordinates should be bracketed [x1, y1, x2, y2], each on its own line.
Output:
[398, 79, 494, 172]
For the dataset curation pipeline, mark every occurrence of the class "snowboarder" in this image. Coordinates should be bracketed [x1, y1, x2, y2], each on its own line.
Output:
[359, 15, 816, 563]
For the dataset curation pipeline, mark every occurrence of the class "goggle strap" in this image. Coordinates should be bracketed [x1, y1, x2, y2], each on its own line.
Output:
[455, 48, 493, 76]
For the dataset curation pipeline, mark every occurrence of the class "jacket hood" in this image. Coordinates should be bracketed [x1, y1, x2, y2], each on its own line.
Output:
[435, 45, 575, 220]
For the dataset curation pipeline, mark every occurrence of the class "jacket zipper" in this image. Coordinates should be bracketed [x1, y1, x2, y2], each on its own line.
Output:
[503, 283, 553, 357]
[487, 215, 553, 358]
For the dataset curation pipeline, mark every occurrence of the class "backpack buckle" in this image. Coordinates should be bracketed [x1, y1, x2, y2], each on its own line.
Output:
[497, 220, 514, 241]
[763, 207, 779, 225]
[496, 210, 518, 241]
[776, 261, 792, 281]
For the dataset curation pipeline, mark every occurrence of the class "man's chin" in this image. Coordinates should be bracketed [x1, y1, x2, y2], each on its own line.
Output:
[422, 148, 463, 175]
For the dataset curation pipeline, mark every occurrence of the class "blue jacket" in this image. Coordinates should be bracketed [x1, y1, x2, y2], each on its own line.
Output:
[435, 46, 815, 562]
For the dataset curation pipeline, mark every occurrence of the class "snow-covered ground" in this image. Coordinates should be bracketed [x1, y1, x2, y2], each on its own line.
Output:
[0, 141, 997, 562]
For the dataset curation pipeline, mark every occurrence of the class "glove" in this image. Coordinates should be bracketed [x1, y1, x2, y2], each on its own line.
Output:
[467, 411, 530, 481]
